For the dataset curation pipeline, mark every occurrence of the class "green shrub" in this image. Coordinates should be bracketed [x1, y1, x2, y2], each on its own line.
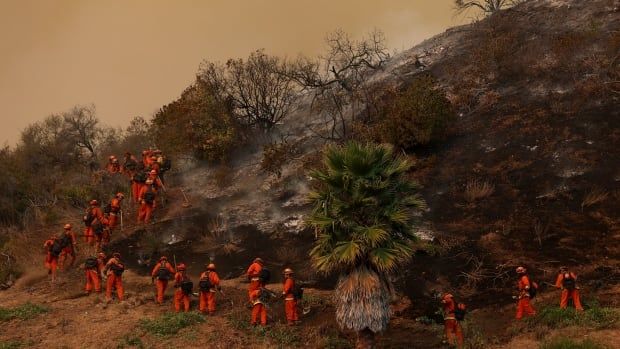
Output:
[539, 337, 608, 349]
[139, 312, 205, 337]
[378, 74, 455, 149]
[0, 303, 48, 321]
[529, 305, 619, 330]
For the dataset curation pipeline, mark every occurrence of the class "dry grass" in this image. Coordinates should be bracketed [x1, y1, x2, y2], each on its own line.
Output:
[581, 187, 609, 211]
[464, 179, 495, 202]
[211, 165, 234, 188]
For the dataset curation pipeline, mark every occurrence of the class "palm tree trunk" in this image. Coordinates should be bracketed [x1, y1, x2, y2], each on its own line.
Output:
[356, 328, 375, 349]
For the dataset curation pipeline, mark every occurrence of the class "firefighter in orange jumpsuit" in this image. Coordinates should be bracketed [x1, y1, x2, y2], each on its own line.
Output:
[250, 288, 268, 326]
[441, 293, 464, 347]
[148, 156, 160, 174]
[104, 252, 125, 302]
[59, 224, 78, 269]
[199, 263, 221, 315]
[555, 267, 584, 311]
[282, 268, 299, 325]
[84, 200, 106, 245]
[84, 255, 102, 293]
[173, 263, 192, 312]
[147, 170, 165, 196]
[515, 266, 536, 320]
[122, 152, 138, 178]
[142, 150, 154, 168]
[107, 193, 124, 231]
[138, 179, 156, 224]
[97, 252, 107, 274]
[106, 156, 120, 174]
[151, 256, 175, 305]
[131, 171, 146, 204]
[43, 235, 60, 282]
[247, 257, 264, 301]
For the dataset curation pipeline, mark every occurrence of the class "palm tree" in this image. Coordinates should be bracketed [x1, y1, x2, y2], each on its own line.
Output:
[306, 142, 426, 349]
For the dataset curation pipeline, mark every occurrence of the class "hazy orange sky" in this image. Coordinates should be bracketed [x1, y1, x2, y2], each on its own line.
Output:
[0, 0, 465, 145]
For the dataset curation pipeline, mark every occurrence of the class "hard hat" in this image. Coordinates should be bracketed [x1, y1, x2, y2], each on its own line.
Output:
[254, 257, 264, 264]
[98, 252, 106, 258]
[516, 266, 526, 274]
[177, 263, 186, 271]
[154, 149, 162, 154]
[559, 266, 568, 272]
[149, 169, 157, 175]
[443, 293, 453, 299]
[64, 223, 72, 230]
[116, 192, 125, 199]
[90, 199, 98, 206]
[112, 158, 119, 163]
[113, 252, 121, 259]
[109, 155, 115, 160]
[150, 156, 157, 160]
[283, 268, 293, 275]
[145, 179, 154, 185]
[160, 256, 167, 261]
[142, 150, 148, 155]
[207, 263, 216, 270]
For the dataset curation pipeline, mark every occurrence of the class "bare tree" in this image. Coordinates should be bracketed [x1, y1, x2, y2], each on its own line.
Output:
[199, 50, 298, 130]
[62, 105, 100, 158]
[284, 29, 390, 139]
[454, 0, 526, 14]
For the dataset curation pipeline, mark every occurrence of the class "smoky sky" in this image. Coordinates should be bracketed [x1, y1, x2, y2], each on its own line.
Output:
[0, 0, 465, 145]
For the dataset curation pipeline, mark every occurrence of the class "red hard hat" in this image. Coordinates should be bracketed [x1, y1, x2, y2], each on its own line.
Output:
[177, 263, 186, 271]
[149, 170, 157, 175]
[64, 223, 72, 230]
[90, 199, 98, 206]
[443, 293, 453, 300]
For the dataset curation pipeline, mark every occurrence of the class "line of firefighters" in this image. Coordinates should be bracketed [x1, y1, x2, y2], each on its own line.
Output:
[442, 265, 584, 347]
[43, 244, 301, 326]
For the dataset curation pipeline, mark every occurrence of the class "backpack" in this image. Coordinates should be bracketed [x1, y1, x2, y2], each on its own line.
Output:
[292, 284, 304, 300]
[157, 262, 171, 280]
[161, 158, 171, 172]
[259, 268, 271, 283]
[454, 303, 467, 321]
[83, 210, 95, 227]
[528, 278, 539, 299]
[199, 272, 213, 291]
[133, 171, 147, 183]
[181, 279, 194, 295]
[124, 159, 137, 171]
[59, 234, 72, 248]
[562, 275, 576, 290]
[50, 239, 63, 257]
[85, 257, 98, 269]
[111, 263, 125, 276]
[103, 203, 112, 214]
[143, 190, 156, 204]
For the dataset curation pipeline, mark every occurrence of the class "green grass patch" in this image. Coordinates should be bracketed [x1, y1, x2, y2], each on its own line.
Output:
[226, 309, 300, 347]
[116, 334, 144, 349]
[528, 305, 619, 330]
[539, 337, 608, 349]
[0, 341, 22, 349]
[139, 312, 205, 337]
[0, 303, 48, 322]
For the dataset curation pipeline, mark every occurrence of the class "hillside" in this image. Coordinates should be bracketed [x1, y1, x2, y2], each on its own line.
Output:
[1, 0, 619, 348]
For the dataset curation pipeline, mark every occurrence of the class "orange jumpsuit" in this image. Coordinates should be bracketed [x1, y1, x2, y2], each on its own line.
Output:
[442, 296, 464, 347]
[108, 198, 122, 231]
[137, 185, 156, 224]
[247, 262, 264, 300]
[104, 257, 124, 301]
[555, 272, 583, 311]
[173, 272, 191, 312]
[84, 206, 106, 245]
[250, 289, 267, 326]
[43, 239, 59, 280]
[59, 231, 77, 269]
[516, 275, 536, 319]
[199, 270, 221, 314]
[84, 258, 103, 293]
[283, 277, 299, 325]
[143, 151, 154, 167]
[151, 261, 175, 304]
